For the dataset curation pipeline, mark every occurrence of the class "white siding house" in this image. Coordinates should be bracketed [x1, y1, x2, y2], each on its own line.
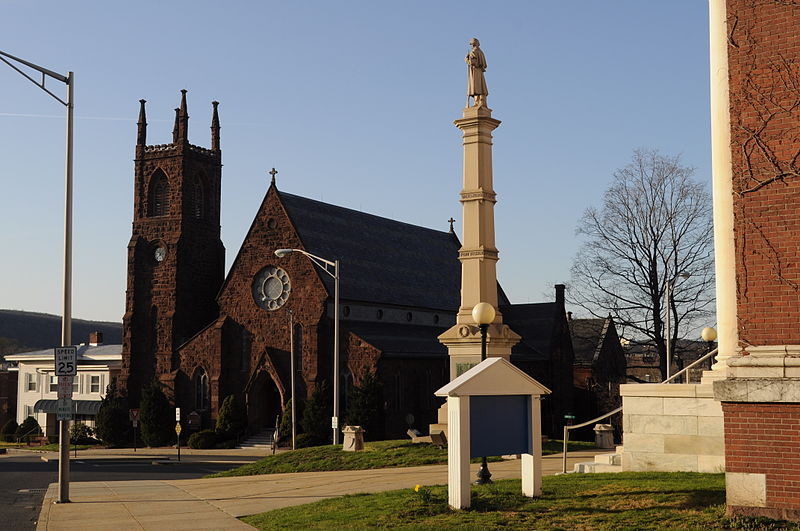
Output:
[6, 340, 121, 437]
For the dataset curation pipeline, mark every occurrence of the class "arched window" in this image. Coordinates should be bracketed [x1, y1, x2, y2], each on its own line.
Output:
[194, 368, 210, 410]
[149, 170, 170, 217]
[190, 177, 205, 219]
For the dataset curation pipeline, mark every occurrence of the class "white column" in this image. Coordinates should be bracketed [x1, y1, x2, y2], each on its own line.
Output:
[447, 396, 471, 509]
[521, 396, 543, 497]
[707, 0, 739, 376]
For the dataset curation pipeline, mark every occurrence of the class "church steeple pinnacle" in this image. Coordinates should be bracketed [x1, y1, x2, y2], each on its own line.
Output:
[211, 101, 220, 152]
[137, 99, 147, 146]
[174, 89, 189, 144]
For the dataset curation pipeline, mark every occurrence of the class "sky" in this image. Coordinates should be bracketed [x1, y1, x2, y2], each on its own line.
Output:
[0, 1, 712, 325]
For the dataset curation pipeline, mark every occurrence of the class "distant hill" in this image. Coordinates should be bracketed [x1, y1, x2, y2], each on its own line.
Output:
[0, 310, 122, 356]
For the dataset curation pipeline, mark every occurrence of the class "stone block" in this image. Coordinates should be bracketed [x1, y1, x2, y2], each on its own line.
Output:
[697, 415, 724, 437]
[628, 414, 697, 436]
[622, 432, 665, 453]
[622, 396, 663, 415]
[726, 472, 767, 507]
[663, 434, 724, 456]
[697, 454, 725, 473]
[625, 452, 697, 472]
[661, 397, 722, 417]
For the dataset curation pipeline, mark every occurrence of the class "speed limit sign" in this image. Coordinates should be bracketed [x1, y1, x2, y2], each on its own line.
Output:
[55, 347, 77, 376]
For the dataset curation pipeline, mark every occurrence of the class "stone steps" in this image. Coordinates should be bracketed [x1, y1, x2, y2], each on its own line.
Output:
[238, 429, 276, 449]
[572, 449, 624, 473]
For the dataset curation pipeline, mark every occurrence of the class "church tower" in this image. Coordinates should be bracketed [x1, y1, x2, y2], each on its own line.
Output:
[119, 91, 225, 403]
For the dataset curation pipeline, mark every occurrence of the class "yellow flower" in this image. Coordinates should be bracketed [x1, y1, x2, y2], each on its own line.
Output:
[414, 484, 421, 492]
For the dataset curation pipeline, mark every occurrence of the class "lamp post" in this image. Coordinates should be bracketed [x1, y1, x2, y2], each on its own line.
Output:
[701, 327, 718, 371]
[472, 302, 495, 485]
[1, 50, 74, 504]
[665, 272, 690, 382]
[275, 248, 341, 445]
[288, 309, 297, 450]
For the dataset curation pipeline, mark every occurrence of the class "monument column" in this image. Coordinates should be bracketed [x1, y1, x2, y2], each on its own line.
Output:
[438, 38, 519, 381]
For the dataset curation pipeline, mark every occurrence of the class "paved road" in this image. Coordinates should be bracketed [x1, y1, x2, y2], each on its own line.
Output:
[0, 451, 259, 531]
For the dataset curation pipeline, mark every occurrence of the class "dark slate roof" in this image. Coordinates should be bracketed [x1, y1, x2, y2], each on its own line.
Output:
[569, 318, 608, 366]
[280, 191, 510, 311]
[346, 322, 448, 359]
[500, 303, 556, 361]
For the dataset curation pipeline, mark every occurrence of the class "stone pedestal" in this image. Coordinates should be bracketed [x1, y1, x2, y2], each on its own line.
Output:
[619, 383, 724, 473]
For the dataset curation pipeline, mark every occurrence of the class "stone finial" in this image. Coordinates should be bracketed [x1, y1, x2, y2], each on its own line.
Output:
[172, 108, 180, 143]
[269, 167, 278, 185]
[465, 38, 488, 107]
[211, 101, 220, 152]
[137, 99, 147, 146]
[175, 89, 189, 143]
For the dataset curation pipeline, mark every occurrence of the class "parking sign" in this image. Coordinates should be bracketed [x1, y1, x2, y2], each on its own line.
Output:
[55, 347, 77, 376]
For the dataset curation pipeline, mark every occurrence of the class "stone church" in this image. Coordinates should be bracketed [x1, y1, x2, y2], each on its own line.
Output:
[119, 91, 574, 439]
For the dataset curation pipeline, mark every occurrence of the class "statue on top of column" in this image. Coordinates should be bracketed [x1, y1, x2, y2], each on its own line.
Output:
[465, 38, 488, 107]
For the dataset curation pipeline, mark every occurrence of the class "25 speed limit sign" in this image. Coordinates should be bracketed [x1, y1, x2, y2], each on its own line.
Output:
[55, 347, 77, 376]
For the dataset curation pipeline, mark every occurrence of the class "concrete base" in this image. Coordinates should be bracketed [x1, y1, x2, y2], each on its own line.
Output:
[619, 382, 724, 473]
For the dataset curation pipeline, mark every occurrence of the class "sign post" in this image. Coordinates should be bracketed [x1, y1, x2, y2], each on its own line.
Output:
[129, 409, 140, 452]
[175, 422, 182, 462]
[55, 346, 77, 503]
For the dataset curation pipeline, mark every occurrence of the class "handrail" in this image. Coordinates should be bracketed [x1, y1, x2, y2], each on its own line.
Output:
[561, 347, 719, 473]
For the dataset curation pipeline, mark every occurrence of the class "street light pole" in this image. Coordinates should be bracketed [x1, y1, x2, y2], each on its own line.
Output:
[665, 272, 690, 383]
[0, 50, 74, 504]
[288, 309, 296, 450]
[472, 302, 495, 485]
[275, 249, 341, 445]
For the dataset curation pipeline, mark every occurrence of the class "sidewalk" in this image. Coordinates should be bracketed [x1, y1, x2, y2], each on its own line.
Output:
[35, 450, 608, 530]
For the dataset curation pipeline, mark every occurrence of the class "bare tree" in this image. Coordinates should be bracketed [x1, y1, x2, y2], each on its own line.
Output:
[570, 149, 715, 380]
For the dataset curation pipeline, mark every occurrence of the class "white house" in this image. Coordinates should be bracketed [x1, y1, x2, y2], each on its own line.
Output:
[6, 332, 121, 437]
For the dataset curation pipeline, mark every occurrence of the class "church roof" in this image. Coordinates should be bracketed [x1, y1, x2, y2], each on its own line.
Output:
[346, 322, 448, 358]
[281, 191, 491, 311]
[501, 303, 557, 361]
[569, 317, 609, 366]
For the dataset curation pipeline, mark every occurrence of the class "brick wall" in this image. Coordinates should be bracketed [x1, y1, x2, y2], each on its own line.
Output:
[728, 0, 800, 346]
[722, 402, 800, 520]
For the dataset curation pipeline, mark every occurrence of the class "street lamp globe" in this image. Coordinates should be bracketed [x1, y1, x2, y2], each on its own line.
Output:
[274, 248, 293, 258]
[472, 302, 496, 325]
[701, 327, 717, 343]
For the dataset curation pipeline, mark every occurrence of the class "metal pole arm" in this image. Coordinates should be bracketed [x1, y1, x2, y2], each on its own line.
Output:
[0, 50, 69, 105]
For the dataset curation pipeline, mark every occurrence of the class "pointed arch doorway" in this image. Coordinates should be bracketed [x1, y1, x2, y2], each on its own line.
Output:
[248, 370, 283, 431]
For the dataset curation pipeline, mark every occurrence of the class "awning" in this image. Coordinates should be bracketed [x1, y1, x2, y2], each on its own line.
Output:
[34, 399, 103, 416]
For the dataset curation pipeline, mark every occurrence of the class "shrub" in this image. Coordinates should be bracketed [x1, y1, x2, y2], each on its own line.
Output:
[139, 380, 174, 447]
[69, 423, 96, 445]
[295, 432, 321, 449]
[345, 371, 384, 441]
[95, 378, 130, 447]
[301, 381, 331, 446]
[15, 416, 42, 441]
[278, 398, 294, 445]
[215, 395, 247, 438]
[188, 429, 217, 449]
[1, 419, 18, 442]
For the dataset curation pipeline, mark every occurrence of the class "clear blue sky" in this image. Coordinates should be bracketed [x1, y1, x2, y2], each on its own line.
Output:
[1, 1, 711, 324]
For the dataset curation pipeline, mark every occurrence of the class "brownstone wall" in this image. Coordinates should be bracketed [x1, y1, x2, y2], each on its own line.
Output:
[728, 0, 800, 347]
[722, 402, 800, 520]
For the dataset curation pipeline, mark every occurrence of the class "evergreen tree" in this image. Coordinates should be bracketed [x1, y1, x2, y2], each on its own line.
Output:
[301, 381, 331, 446]
[215, 395, 247, 438]
[2, 418, 18, 442]
[139, 380, 174, 447]
[15, 416, 41, 440]
[278, 398, 294, 445]
[345, 371, 384, 441]
[95, 378, 130, 447]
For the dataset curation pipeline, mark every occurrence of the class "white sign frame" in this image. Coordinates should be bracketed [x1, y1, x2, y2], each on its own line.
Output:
[55, 347, 77, 376]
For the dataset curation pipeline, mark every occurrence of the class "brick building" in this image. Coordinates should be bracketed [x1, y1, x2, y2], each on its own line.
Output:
[710, 0, 800, 521]
[118, 92, 575, 439]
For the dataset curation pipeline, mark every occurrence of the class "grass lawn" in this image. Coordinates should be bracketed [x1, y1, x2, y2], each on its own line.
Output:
[0, 441, 98, 452]
[242, 472, 800, 530]
[209, 439, 597, 478]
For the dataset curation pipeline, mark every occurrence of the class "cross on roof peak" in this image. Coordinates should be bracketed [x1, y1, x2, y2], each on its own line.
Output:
[448, 217, 456, 232]
[269, 167, 278, 185]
